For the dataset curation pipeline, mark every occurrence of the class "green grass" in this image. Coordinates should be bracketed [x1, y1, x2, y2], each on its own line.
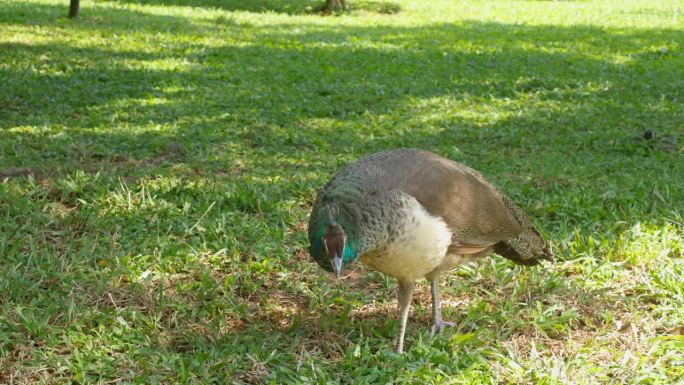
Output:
[1, 0, 682, 383]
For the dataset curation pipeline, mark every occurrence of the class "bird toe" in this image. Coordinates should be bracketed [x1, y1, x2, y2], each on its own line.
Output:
[430, 320, 456, 336]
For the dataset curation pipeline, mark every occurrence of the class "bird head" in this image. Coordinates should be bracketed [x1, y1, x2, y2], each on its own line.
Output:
[322, 204, 347, 279]
[323, 220, 346, 279]
[529, 226, 554, 263]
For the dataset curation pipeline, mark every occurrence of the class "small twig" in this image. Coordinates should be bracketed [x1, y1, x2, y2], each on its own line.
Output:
[187, 201, 216, 234]
[108, 293, 120, 310]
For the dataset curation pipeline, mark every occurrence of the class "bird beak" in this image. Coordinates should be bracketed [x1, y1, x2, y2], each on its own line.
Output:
[332, 254, 343, 280]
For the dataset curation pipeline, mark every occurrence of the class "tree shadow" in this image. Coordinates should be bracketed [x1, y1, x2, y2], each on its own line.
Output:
[2, 4, 681, 229]
[107, 0, 400, 15]
[0, 0, 203, 30]
[115, 0, 322, 14]
[2, 9, 681, 221]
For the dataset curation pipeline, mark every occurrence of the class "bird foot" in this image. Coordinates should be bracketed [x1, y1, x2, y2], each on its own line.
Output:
[430, 320, 455, 336]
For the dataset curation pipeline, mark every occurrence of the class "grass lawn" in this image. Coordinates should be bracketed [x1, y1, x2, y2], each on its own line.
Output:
[1, 0, 683, 383]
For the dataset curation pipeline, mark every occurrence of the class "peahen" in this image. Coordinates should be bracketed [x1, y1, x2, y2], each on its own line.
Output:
[308, 149, 552, 353]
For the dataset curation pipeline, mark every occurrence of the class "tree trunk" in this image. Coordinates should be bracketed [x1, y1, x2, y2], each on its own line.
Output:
[68, 0, 79, 18]
[324, 0, 347, 12]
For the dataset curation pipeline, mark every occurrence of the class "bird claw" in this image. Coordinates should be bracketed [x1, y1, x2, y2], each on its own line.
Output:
[430, 320, 455, 336]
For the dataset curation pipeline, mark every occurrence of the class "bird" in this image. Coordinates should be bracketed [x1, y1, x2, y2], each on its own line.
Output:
[308, 148, 552, 353]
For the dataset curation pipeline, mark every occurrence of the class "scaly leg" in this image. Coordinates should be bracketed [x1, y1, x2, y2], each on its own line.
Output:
[396, 280, 415, 353]
[430, 275, 455, 336]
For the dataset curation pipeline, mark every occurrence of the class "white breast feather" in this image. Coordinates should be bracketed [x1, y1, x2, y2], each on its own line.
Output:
[361, 198, 453, 281]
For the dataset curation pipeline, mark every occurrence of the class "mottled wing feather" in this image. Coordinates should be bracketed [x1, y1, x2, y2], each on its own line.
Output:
[350, 149, 523, 247]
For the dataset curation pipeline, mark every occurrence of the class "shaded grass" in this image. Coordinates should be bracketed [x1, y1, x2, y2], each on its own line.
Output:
[1, 0, 683, 383]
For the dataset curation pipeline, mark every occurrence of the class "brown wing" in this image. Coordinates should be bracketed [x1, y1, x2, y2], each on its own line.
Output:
[357, 149, 523, 247]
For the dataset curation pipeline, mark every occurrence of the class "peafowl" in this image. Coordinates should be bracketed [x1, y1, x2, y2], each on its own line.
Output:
[308, 148, 552, 353]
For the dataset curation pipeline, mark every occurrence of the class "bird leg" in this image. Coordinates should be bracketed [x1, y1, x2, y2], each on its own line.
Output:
[429, 275, 455, 336]
[396, 280, 415, 353]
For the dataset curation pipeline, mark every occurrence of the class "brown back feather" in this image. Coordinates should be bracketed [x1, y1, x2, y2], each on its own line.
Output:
[323, 149, 552, 264]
